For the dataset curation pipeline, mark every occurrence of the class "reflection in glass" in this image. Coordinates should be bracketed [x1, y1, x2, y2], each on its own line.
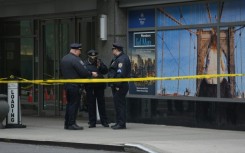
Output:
[221, 0, 245, 23]
[197, 28, 231, 98]
[156, 30, 197, 96]
[20, 20, 33, 36]
[234, 26, 245, 98]
[157, 2, 218, 27]
[156, 28, 236, 98]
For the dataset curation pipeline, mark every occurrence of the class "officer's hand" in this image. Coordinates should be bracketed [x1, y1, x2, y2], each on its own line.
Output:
[96, 59, 101, 67]
[91, 72, 98, 77]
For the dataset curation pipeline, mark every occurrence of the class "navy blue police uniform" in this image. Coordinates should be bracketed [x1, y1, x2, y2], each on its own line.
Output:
[84, 50, 109, 128]
[60, 43, 92, 130]
[108, 43, 131, 129]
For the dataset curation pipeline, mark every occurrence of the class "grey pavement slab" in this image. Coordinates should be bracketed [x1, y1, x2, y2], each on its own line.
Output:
[0, 117, 245, 153]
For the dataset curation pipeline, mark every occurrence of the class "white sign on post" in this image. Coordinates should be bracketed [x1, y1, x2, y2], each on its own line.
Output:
[96, 101, 100, 121]
[7, 83, 18, 124]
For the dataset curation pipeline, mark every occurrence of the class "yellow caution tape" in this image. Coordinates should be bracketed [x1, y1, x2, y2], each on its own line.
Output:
[0, 74, 244, 84]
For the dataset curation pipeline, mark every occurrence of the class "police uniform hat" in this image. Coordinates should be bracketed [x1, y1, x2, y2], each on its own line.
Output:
[87, 49, 98, 56]
[70, 43, 82, 50]
[112, 43, 123, 51]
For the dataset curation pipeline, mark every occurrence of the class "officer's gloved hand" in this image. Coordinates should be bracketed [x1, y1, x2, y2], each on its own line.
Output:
[97, 59, 102, 67]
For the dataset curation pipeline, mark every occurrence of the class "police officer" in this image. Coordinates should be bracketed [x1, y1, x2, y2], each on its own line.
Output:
[84, 50, 109, 128]
[108, 43, 131, 130]
[60, 43, 98, 130]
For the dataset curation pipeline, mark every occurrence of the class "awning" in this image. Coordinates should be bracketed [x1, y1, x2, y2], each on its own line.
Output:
[0, 0, 96, 18]
[119, 0, 198, 8]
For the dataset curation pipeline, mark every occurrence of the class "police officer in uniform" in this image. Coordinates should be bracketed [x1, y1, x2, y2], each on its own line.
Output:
[60, 43, 98, 130]
[108, 43, 131, 130]
[84, 50, 109, 128]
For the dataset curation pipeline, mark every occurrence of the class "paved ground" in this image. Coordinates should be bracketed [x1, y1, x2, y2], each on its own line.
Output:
[0, 142, 122, 153]
[1, 117, 245, 153]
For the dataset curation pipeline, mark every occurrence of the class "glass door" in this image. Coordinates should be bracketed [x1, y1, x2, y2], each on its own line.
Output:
[41, 19, 73, 116]
[77, 17, 96, 59]
[0, 20, 37, 115]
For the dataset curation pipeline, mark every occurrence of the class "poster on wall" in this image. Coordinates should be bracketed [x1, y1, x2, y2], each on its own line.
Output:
[128, 9, 155, 28]
[129, 32, 156, 95]
[155, 0, 245, 98]
[156, 28, 235, 98]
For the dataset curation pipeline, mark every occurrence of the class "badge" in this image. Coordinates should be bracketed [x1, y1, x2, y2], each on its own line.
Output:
[117, 69, 122, 73]
[118, 63, 123, 68]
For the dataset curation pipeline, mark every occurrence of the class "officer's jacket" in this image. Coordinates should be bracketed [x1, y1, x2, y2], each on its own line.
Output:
[84, 59, 108, 88]
[84, 59, 108, 78]
[108, 52, 131, 87]
[60, 53, 91, 79]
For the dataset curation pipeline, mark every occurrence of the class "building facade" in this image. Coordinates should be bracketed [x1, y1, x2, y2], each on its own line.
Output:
[0, 0, 245, 130]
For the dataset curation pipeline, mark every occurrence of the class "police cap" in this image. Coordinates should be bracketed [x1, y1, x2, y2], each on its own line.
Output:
[70, 43, 82, 50]
[87, 49, 98, 56]
[112, 43, 123, 51]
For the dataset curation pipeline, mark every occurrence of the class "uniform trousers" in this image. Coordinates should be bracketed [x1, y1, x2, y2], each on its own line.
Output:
[86, 86, 108, 125]
[65, 84, 81, 126]
[111, 83, 129, 126]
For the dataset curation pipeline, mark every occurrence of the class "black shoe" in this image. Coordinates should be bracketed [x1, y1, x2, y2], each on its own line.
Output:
[111, 124, 126, 130]
[102, 122, 109, 127]
[111, 123, 118, 128]
[74, 123, 83, 129]
[89, 124, 96, 128]
[64, 125, 68, 129]
[67, 124, 84, 130]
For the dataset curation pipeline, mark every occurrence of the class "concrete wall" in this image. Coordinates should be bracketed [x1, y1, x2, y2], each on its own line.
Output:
[96, 0, 127, 97]
[0, 0, 96, 17]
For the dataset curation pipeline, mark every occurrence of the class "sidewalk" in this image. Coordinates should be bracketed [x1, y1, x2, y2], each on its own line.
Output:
[1, 117, 245, 153]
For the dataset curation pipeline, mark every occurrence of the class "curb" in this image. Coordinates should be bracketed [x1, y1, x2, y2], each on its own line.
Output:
[0, 138, 124, 152]
[124, 143, 162, 153]
[0, 138, 164, 153]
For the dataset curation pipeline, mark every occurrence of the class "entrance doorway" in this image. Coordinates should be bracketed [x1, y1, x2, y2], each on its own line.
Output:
[0, 15, 96, 117]
[40, 17, 96, 116]
[40, 19, 73, 116]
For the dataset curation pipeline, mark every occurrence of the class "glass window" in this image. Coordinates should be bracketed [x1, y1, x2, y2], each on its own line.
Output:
[231, 26, 245, 98]
[0, 20, 33, 36]
[1, 21, 20, 36]
[20, 38, 33, 79]
[156, 29, 197, 97]
[21, 20, 33, 36]
[128, 0, 245, 99]
[220, 0, 245, 23]
[157, 2, 218, 27]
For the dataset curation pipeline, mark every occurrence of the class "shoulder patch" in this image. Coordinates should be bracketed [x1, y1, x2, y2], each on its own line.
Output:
[118, 63, 123, 68]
